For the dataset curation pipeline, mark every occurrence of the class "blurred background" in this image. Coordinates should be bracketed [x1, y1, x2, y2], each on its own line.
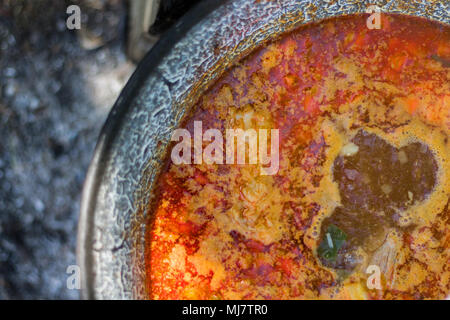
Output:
[0, 0, 200, 299]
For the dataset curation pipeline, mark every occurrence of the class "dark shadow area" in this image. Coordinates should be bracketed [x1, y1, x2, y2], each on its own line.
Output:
[149, 0, 202, 35]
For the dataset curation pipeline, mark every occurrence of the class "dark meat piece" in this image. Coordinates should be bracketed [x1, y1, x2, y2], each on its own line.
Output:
[334, 130, 437, 213]
[319, 130, 438, 270]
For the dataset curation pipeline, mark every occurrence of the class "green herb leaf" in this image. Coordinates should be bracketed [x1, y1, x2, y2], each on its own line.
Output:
[317, 224, 347, 262]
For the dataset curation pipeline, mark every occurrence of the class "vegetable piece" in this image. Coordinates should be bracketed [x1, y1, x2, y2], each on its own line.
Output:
[317, 224, 347, 262]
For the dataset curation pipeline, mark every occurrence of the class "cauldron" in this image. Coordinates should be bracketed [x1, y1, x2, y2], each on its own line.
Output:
[77, 0, 449, 299]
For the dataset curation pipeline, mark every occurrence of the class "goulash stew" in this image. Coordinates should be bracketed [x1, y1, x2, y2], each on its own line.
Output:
[146, 14, 450, 299]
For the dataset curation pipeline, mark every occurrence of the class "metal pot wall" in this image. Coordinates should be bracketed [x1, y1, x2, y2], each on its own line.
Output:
[77, 0, 449, 299]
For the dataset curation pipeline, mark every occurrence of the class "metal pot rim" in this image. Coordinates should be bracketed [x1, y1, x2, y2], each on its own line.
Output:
[77, 0, 226, 299]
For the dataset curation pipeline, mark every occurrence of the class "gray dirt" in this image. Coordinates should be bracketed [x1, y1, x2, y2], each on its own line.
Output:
[0, 0, 135, 299]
